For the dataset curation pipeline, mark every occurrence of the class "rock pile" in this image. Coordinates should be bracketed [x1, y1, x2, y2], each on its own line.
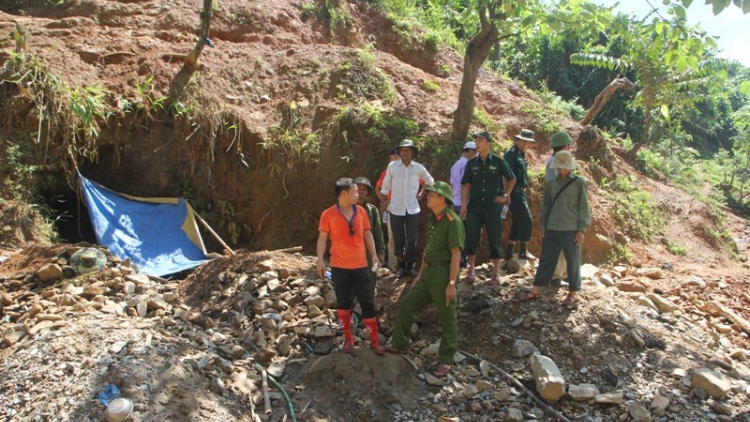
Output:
[2, 246, 750, 421]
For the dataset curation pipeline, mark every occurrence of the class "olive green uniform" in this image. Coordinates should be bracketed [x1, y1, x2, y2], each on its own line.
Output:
[503, 145, 533, 242]
[461, 154, 515, 258]
[363, 201, 385, 295]
[391, 207, 464, 364]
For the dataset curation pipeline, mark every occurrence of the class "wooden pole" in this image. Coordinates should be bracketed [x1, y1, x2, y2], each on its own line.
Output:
[193, 211, 236, 256]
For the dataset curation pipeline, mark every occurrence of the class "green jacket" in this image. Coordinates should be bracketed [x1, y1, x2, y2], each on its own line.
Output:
[539, 174, 591, 233]
[503, 145, 529, 189]
[363, 201, 385, 256]
[423, 207, 465, 265]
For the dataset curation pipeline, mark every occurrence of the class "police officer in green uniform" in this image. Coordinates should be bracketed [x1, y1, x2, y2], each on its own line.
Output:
[386, 181, 464, 378]
[460, 131, 516, 284]
[503, 129, 537, 261]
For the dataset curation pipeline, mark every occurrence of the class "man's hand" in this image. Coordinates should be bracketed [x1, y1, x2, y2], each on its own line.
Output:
[460, 205, 468, 219]
[445, 283, 457, 305]
[494, 195, 510, 205]
[380, 200, 390, 213]
[316, 259, 326, 280]
[575, 231, 585, 246]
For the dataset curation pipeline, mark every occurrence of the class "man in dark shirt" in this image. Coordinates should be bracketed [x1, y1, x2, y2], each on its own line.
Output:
[460, 131, 516, 284]
[503, 129, 537, 261]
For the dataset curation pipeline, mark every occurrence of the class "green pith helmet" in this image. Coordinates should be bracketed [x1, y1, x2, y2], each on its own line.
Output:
[70, 247, 107, 275]
[550, 131, 574, 148]
[472, 131, 494, 142]
[425, 181, 454, 204]
[354, 177, 373, 194]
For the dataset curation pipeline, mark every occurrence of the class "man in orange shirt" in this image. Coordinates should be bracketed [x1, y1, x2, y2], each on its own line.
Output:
[317, 178, 385, 355]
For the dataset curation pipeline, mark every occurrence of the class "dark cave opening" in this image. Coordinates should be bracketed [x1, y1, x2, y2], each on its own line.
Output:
[44, 190, 97, 245]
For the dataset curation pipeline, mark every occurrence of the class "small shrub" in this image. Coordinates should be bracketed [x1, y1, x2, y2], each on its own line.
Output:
[421, 79, 439, 93]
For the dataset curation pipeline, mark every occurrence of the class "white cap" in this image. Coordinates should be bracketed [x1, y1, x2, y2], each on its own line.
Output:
[463, 141, 477, 150]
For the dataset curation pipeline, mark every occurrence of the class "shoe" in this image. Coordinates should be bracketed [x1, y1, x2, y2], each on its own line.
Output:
[518, 252, 537, 261]
[434, 364, 452, 378]
[466, 269, 476, 282]
[342, 338, 355, 353]
[370, 343, 386, 355]
[385, 346, 408, 354]
[519, 290, 541, 302]
[395, 267, 405, 278]
[406, 268, 419, 277]
[561, 294, 579, 307]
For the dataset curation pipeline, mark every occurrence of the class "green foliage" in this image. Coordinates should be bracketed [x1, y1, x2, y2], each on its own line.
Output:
[332, 46, 395, 104]
[519, 103, 562, 138]
[570, 53, 628, 73]
[374, 0, 463, 52]
[68, 85, 109, 141]
[664, 239, 688, 255]
[471, 109, 504, 136]
[421, 79, 440, 93]
[614, 244, 633, 262]
[534, 85, 587, 121]
[311, 0, 352, 42]
[601, 175, 664, 242]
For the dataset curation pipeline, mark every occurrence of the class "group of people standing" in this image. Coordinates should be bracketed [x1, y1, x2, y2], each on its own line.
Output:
[315, 129, 591, 377]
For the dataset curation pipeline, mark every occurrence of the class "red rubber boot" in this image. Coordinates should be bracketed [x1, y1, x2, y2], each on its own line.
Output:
[363, 317, 385, 355]
[337, 309, 355, 353]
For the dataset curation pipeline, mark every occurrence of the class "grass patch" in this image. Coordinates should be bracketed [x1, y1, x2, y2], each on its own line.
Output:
[331, 46, 395, 104]
[601, 175, 664, 242]
[421, 79, 440, 93]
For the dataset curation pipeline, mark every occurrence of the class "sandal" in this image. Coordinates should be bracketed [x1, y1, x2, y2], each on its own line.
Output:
[385, 346, 408, 355]
[490, 273, 500, 285]
[434, 364, 452, 378]
[561, 294, 579, 307]
[342, 338, 355, 353]
[466, 269, 476, 282]
[519, 290, 541, 302]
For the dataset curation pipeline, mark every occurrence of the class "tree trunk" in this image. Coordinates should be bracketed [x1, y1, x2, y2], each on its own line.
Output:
[581, 77, 634, 126]
[185, 0, 214, 72]
[452, 14, 499, 142]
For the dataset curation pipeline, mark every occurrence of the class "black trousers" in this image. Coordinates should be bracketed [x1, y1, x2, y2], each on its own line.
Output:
[331, 267, 376, 318]
[390, 212, 420, 262]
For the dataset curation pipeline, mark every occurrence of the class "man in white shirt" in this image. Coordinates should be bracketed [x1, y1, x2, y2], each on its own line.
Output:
[450, 141, 477, 268]
[379, 139, 435, 277]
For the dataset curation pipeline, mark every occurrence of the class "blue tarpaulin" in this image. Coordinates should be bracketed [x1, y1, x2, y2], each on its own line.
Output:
[79, 173, 208, 276]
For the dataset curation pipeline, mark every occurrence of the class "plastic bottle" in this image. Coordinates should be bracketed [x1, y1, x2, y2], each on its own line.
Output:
[501, 205, 509, 220]
[382, 211, 388, 224]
